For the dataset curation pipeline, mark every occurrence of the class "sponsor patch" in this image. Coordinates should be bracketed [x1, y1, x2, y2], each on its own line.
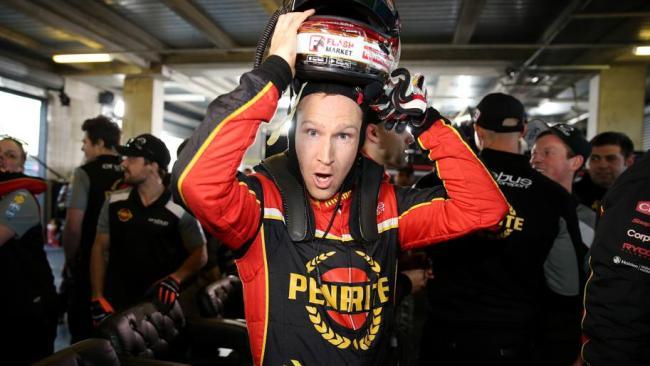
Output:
[636, 201, 650, 216]
[627, 229, 650, 243]
[492, 171, 533, 189]
[632, 217, 650, 228]
[621, 242, 650, 259]
[117, 208, 133, 222]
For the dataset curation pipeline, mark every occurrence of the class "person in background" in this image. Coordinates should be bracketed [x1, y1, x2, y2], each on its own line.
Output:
[63, 116, 123, 342]
[89, 134, 206, 324]
[0, 136, 57, 364]
[581, 150, 650, 366]
[530, 124, 595, 365]
[395, 165, 414, 187]
[573, 131, 634, 211]
[421, 93, 583, 366]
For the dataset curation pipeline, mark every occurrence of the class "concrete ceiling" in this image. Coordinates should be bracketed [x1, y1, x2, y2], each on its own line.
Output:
[1, 0, 650, 132]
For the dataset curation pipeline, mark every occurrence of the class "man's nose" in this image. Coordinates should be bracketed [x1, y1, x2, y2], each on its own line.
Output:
[317, 141, 334, 165]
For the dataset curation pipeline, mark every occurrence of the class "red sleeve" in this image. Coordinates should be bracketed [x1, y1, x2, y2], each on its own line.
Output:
[172, 56, 292, 251]
[397, 119, 508, 250]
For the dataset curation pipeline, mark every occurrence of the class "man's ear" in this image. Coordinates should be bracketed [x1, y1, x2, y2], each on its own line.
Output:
[569, 155, 584, 172]
[625, 154, 635, 168]
[365, 123, 381, 144]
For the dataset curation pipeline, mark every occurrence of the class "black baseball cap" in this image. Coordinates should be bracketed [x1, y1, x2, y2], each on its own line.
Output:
[474, 93, 526, 133]
[117, 133, 171, 169]
[543, 123, 592, 161]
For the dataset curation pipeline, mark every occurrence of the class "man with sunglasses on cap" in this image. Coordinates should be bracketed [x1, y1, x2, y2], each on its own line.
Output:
[420, 93, 584, 366]
[530, 124, 594, 365]
[89, 134, 207, 324]
[171, 10, 507, 366]
[0, 136, 57, 364]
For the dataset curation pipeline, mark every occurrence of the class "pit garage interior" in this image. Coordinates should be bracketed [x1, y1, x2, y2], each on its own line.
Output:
[1, 0, 650, 361]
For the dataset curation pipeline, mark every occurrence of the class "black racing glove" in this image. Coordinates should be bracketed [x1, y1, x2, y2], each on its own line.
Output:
[370, 68, 447, 139]
[90, 297, 114, 327]
[152, 275, 181, 312]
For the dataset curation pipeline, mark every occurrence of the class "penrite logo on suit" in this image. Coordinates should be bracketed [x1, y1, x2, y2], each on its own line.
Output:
[287, 251, 389, 351]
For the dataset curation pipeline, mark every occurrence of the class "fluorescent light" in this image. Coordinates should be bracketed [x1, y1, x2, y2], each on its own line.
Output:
[164, 94, 207, 102]
[52, 53, 113, 63]
[633, 46, 650, 56]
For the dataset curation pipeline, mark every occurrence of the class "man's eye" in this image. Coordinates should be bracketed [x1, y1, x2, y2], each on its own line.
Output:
[337, 133, 350, 140]
[307, 129, 318, 137]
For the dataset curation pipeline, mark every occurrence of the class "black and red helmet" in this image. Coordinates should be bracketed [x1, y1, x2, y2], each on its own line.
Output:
[291, 0, 401, 85]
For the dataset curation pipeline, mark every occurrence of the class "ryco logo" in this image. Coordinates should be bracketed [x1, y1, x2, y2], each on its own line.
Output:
[622, 242, 650, 259]
[636, 201, 650, 216]
[117, 208, 133, 222]
[287, 251, 388, 351]
[492, 171, 533, 189]
[627, 229, 650, 243]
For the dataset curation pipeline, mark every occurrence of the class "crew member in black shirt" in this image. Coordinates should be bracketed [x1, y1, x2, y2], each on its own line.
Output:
[582, 150, 650, 366]
[419, 93, 583, 365]
[89, 134, 206, 323]
[63, 116, 123, 342]
[0, 137, 56, 365]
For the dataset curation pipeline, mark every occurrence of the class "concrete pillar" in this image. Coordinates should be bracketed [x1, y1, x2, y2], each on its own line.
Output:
[122, 75, 164, 139]
[587, 64, 646, 148]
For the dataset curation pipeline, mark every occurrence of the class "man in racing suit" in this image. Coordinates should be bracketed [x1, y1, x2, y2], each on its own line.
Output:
[581, 150, 650, 366]
[171, 10, 507, 365]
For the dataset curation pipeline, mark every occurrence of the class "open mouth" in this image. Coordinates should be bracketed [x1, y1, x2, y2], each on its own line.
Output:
[313, 173, 333, 190]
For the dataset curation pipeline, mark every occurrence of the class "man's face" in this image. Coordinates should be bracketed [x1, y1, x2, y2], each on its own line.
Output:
[530, 134, 577, 184]
[121, 156, 151, 185]
[587, 144, 630, 188]
[81, 133, 102, 161]
[0, 139, 25, 173]
[295, 93, 363, 200]
[376, 123, 414, 169]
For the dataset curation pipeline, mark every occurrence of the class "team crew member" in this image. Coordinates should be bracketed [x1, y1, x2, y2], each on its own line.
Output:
[63, 116, 123, 342]
[0, 137, 57, 364]
[582, 150, 650, 366]
[420, 94, 584, 365]
[171, 11, 507, 365]
[573, 131, 635, 211]
[530, 124, 594, 364]
[90, 134, 206, 322]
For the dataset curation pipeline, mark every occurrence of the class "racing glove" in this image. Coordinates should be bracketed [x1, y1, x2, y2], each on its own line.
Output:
[371, 68, 447, 139]
[152, 275, 181, 312]
[90, 297, 114, 327]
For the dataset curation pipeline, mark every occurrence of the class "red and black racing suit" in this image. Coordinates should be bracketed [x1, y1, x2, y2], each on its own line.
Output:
[171, 56, 508, 365]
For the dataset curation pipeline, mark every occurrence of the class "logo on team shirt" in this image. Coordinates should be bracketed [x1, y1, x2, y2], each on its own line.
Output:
[636, 201, 650, 216]
[492, 171, 533, 189]
[148, 218, 169, 226]
[4, 194, 25, 219]
[621, 242, 650, 259]
[494, 204, 525, 238]
[627, 229, 650, 243]
[117, 208, 133, 222]
[632, 218, 650, 228]
[287, 251, 389, 351]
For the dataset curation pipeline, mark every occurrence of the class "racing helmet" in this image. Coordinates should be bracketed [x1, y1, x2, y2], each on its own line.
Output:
[292, 0, 401, 86]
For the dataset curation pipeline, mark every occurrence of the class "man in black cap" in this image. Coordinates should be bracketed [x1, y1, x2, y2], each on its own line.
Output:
[420, 93, 584, 365]
[89, 133, 207, 323]
[530, 124, 595, 364]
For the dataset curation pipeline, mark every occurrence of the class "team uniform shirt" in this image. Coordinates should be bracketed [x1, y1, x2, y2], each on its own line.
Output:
[96, 187, 205, 310]
[67, 154, 123, 269]
[171, 56, 508, 365]
[582, 151, 650, 366]
[425, 148, 584, 344]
